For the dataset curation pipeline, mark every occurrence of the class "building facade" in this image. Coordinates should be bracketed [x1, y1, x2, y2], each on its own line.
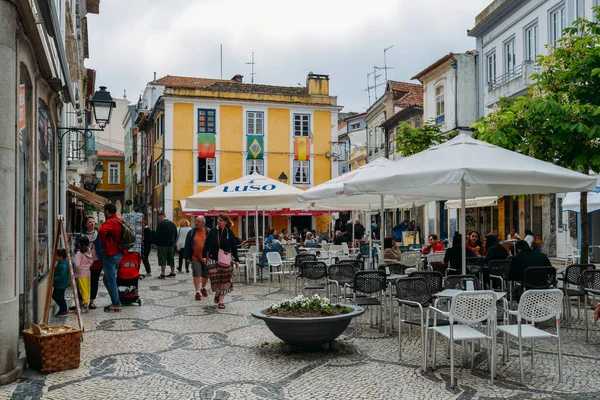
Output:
[0, 0, 100, 384]
[95, 145, 125, 218]
[123, 105, 138, 211]
[135, 73, 341, 236]
[468, 0, 598, 257]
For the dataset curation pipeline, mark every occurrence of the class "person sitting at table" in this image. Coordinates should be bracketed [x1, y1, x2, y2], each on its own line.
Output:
[305, 232, 317, 243]
[506, 228, 521, 241]
[318, 230, 330, 243]
[421, 234, 445, 255]
[507, 240, 551, 284]
[482, 234, 508, 264]
[444, 233, 472, 270]
[466, 230, 482, 256]
[524, 229, 535, 248]
[333, 230, 348, 245]
[383, 237, 401, 263]
[265, 228, 276, 245]
[292, 232, 301, 243]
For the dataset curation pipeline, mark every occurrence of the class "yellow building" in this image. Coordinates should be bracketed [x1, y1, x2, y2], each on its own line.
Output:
[141, 73, 341, 236]
[95, 144, 125, 211]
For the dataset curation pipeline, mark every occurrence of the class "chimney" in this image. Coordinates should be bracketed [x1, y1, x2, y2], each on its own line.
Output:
[306, 72, 329, 96]
[231, 74, 244, 83]
[153, 72, 157, 82]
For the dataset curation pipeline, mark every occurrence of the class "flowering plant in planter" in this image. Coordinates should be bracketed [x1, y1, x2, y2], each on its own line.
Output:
[265, 294, 352, 318]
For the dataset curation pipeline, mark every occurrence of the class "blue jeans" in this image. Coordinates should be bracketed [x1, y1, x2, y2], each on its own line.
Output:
[103, 253, 122, 306]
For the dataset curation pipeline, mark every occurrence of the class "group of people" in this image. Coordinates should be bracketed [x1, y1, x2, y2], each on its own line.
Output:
[52, 206, 242, 317]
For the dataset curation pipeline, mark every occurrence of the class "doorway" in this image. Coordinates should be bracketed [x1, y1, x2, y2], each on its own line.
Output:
[291, 216, 312, 234]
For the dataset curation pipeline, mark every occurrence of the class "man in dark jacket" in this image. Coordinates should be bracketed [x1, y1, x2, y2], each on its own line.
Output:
[508, 240, 551, 283]
[354, 219, 365, 240]
[155, 212, 178, 279]
[482, 234, 509, 264]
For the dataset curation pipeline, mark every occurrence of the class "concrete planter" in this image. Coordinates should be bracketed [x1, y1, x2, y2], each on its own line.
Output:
[251, 305, 365, 353]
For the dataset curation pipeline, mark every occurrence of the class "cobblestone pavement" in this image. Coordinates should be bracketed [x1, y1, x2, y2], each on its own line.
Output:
[2, 253, 600, 399]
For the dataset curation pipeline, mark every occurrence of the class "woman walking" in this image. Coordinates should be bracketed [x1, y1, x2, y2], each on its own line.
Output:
[176, 219, 192, 273]
[202, 214, 239, 309]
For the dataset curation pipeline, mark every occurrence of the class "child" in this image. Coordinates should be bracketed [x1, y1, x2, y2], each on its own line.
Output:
[73, 236, 93, 313]
[52, 249, 70, 318]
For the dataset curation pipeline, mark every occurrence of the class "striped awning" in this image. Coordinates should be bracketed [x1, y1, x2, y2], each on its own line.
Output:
[68, 184, 108, 209]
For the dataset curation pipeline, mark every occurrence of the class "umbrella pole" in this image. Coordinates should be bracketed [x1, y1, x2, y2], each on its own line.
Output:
[255, 206, 259, 283]
[380, 195, 385, 245]
[461, 178, 467, 275]
[245, 210, 249, 240]
[369, 203, 372, 270]
[328, 211, 331, 240]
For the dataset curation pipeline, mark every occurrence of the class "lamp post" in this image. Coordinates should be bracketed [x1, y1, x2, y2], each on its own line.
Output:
[278, 172, 288, 184]
[83, 162, 105, 193]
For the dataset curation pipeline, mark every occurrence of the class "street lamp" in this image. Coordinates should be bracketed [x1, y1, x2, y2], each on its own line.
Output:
[137, 182, 144, 193]
[90, 86, 117, 129]
[278, 172, 288, 184]
[94, 162, 105, 181]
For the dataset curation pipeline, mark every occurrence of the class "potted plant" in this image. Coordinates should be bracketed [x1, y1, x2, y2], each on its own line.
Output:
[251, 295, 364, 353]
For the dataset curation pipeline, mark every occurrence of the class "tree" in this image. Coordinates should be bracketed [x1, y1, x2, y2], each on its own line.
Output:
[473, 7, 600, 263]
[395, 120, 457, 157]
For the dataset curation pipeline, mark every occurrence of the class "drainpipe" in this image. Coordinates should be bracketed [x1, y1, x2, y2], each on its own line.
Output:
[452, 57, 458, 132]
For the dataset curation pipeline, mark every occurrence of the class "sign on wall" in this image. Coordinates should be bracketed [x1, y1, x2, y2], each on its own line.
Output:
[294, 137, 310, 161]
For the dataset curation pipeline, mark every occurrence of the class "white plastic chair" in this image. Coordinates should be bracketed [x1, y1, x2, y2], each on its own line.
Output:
[427, 251, 445, 267]
[565, 243, 581, 265]
[321, 242, 330, 251]
[401, 251, 421, 268]
[429, 291, 497, 388]
[497, 289, 563, 383]
[266, 252, 288, 293]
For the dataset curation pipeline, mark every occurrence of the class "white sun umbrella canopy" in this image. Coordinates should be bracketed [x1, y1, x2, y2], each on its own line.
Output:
[344, 134, 597, 273]
[562, 176, 600, 213]
[186, 173, 306, 210]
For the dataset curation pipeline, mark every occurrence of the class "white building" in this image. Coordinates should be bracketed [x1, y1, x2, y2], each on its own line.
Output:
[93, 97, 129, 151]
[468, 0, 598, 257]
[411, 52, 478, 240]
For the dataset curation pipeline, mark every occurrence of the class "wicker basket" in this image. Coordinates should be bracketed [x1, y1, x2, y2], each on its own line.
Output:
[23, 324, 82, 373]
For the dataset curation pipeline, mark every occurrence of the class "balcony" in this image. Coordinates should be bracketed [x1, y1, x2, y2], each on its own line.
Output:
[485, 61, 539, 108]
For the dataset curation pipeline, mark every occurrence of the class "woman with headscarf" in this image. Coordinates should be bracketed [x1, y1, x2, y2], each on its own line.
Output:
[202, 214, 239, 309]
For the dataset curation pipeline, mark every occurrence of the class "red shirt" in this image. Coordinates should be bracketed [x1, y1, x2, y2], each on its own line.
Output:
[98, 215, 123, 256]
[421, 241, 445, 255]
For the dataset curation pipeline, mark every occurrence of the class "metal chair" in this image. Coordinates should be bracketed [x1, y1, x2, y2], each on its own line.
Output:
[427, 251, 446, 267]
[395, 277, 435, 371]
[444, 274, 479, 290]
[297, 261, 328, 297]
[378, 263, 408, 275]
[409, 271, 444, 294]
[497, 289, 563, 383]
[409, 244, 423, 251]
[582, 269, 600, 341]
[401, 251, 420, 269]
[350, 270, 387, 335]
[429, 290, 497, 388]
[558, 264, 595, 321]
[398, 245, 409, 253]
[487, 260, 511, 292]
[327, 263, 360, 304]
[522, 267, 557, 290]
[265, 252, 291, 293]
[293, 254, 317, 294]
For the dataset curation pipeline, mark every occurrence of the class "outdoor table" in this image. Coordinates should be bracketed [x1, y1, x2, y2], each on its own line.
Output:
[434, 289, 506, 301]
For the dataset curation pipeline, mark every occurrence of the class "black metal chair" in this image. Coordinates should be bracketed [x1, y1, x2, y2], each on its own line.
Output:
[487, 260, 511, 292]
[350, 270, 387, 335]
[379, 263, 409, 275]
[522, 267, 557, 290]
[297, 261, 328, 297]
[559, 264, 595, 321]
[444, 274, 479, 290]
[339, 259, 364, 271]
[328, 263, 361, 304]
[395, 277, 437, 371]
[583, 269, 600, 341]
[409, 271, 444, 294]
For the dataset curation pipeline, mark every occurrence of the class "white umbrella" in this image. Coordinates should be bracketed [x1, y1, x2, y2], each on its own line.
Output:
[344, 134, 597, 273]
[562, 176, 600, 213]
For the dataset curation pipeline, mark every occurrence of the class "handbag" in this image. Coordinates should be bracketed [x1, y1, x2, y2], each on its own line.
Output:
[217, 229, 232, 267]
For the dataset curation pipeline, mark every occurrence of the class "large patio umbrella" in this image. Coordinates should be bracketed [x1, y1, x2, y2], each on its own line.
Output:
[343, 134, 597, 273]
[562, 176, 600, 213]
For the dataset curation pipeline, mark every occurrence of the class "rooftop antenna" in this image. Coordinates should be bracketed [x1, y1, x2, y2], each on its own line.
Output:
[123, 89, 127, 100]
[220, 44, 223, 79]
[364, 68, 384, 106]
[382, 45, 394, 82]
[245, 52, 256, 84]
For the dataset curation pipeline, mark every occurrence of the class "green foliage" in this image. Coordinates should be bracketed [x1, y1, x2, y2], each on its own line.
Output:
[394, 120, 459, 157]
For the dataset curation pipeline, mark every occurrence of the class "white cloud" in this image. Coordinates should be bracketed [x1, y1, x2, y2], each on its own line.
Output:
[86, 0, 491, 111]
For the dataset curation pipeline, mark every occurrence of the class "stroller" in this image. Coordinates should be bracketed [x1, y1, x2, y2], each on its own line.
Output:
[117, 251, 142, 306]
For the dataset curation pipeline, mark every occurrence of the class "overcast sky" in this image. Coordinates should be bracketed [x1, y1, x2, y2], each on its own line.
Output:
[87, 0, 491, 113]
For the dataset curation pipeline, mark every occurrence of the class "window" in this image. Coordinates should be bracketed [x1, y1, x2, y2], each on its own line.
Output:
[246, 159, 264, 175]
[198, 109, 216, 134]
[435, 85, 445, 124]
[504, 38, 516, 74]
[154, 158, 163, 187]
[350, 122, 360, 131]
[551, 5, 566, 46]
[246, 111, 264, 135]
[293, 114, 310, 137]
[198, 158, 216, 182]
[486, 52, 497, 85]
[108, 162, 120, 184]
[576, 0, 585, 20]
[525, 24, 538, 61]
[155, 115, 164, 141]
[293, 160, 310, 184]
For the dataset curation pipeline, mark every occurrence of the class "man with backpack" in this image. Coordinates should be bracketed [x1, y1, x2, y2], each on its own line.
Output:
[98, 203, 124, 313]
[155, 212, 178, 279]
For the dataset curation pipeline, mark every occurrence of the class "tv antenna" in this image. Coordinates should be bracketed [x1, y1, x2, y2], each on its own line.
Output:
[246, 52, 256, 84]
[382, 45, 394, 82]
[364, 67, 384, 106]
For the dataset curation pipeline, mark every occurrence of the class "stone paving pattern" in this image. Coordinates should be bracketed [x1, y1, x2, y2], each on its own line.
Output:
[2, 252, 600, 399]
